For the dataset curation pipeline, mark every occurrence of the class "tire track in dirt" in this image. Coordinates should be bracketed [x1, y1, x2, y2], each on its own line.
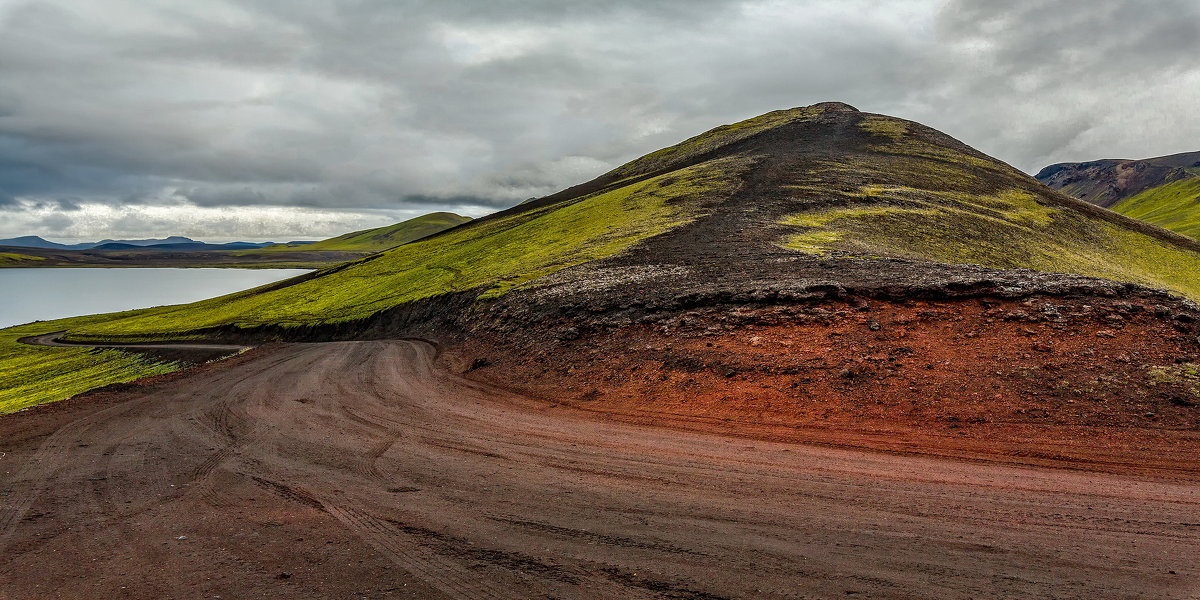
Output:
[0, 340, 1196, 599]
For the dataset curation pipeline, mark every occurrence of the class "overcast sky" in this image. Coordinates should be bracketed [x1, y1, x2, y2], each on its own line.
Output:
[1, 0, 1197, 242]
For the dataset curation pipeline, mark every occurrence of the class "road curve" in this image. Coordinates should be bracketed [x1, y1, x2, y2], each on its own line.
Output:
[0, 340, 1196, 599]
[18, 331, 250, 352]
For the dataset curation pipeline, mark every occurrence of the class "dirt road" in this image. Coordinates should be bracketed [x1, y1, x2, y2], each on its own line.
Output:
[19, 331, 249, 352]
[0, 340, 1196, 599]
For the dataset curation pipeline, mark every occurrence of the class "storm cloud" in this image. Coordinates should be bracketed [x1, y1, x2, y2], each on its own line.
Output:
[0, 0, 1197, 241]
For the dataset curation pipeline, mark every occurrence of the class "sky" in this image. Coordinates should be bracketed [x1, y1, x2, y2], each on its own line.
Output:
[1, 0, 1198, 242]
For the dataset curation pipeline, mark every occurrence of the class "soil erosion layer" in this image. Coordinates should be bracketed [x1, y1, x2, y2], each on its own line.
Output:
[0, 341, 1197, 599]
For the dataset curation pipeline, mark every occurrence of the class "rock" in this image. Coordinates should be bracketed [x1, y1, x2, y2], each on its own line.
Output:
[1096, 330, 1116, 338]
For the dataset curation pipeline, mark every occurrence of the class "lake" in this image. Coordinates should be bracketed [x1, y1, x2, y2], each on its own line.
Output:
[0, 268, 310, 329]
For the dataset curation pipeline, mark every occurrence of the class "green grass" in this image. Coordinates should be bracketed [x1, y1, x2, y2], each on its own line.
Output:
[58, 158, 745, 341]
[0, 313, 181, 413]
[1111, 178, 1200, 239]
[248, 212, 471, 254]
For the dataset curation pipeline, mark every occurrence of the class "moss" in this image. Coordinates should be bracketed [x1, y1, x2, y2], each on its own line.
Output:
[1147, 363, 1200, 398]
[1111, 178, 1200, 239]
[608, 106, 825, 179]
[858, 115, 908, 140]
[779, 181, 1200, 300]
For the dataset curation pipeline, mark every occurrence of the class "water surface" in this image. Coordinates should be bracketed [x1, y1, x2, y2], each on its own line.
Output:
[0, 268, 309, 329]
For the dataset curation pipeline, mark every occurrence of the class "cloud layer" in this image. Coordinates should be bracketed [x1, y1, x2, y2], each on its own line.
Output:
[1, 0, 1197, 241]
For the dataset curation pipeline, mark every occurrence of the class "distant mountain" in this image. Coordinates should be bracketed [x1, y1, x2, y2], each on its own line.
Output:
[0, 235, 286, 251]
[94, 236, 196, 247]
[88, 241, 286, 251]
[1036, 151, 1200, 208]
[0, 236, 85, 250]
[1037, 151, 1200, 238]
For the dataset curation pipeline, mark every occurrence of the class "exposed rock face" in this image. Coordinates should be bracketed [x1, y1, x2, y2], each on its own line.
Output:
[1036, 151, 1200, 207]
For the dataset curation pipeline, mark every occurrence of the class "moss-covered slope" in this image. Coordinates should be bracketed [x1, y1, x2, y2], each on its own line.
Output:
[776, 116, 1200, 299]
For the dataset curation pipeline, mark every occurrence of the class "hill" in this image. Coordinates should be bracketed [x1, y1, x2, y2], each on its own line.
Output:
[252, 211, 471, 253]
[52, 102, 1200, 341]
[0, 235, 201, 250]
[1037, 152, 1200, 238]
[5, 102, 1200, 453]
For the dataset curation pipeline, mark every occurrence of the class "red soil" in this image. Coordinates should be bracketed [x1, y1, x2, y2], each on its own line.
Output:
[460, 296, 1200, 478]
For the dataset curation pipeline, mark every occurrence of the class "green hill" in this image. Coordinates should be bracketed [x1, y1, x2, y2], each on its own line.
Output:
[1107, 178, 1200, 239]
[9, 101, 1200, 411]
[253, 211, 471, 254]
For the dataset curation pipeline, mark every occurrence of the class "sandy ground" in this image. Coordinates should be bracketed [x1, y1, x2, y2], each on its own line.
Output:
[0, 340, 1197, 599]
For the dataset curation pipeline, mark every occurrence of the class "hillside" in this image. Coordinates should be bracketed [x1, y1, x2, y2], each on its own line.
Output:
[5, 102, 1200, 449]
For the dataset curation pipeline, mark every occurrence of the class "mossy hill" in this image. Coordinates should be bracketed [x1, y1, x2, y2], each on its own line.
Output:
[250, 212, 471, 254]
[8, 101, 1200, 411]
[1037, 152, 1200, 240]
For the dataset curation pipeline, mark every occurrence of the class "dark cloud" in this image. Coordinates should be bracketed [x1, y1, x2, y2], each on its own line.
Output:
[0, 0, 1197, 240]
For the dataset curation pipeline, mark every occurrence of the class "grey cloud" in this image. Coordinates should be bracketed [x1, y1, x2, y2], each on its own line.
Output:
[0, 0, 1197, 241]
[35, 212, 73, 232]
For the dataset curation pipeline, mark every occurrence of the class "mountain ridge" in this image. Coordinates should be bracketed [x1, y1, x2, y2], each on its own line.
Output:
[1037, 150, 1200, 238]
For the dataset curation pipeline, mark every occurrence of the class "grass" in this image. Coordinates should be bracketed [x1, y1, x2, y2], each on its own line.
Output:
[247, 212, 471, 254]
[1111, 178, 1200, 239]
[0, 313, 181, 414]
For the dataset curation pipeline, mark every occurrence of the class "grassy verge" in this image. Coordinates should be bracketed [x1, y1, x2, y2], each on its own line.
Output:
[0, 312, 180, 414]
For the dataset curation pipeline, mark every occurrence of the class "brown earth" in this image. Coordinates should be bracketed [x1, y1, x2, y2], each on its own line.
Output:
[462, 295, 1200, 479]
[1, 339, 1198, 599]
